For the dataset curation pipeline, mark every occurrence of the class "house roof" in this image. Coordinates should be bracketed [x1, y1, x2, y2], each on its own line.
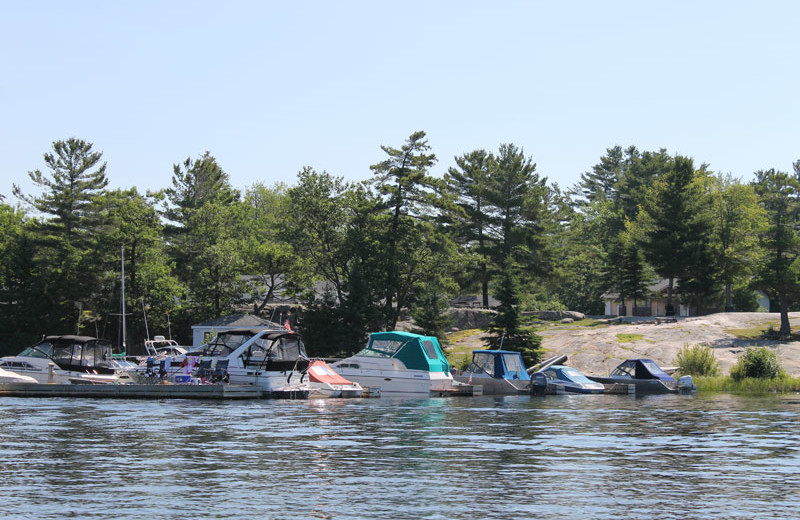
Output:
[601, 279, 676, 300]
[191, 314, 282, 329]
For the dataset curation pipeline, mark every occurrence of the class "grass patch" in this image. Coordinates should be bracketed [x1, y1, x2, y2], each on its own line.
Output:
[695, 375, 800, 394]
[444, 329, 483, 370]
[724, 321, 784, 340]
[447, 328, 482, 342]
[616, 333, 645, 343]
[549, 318, 608, 328]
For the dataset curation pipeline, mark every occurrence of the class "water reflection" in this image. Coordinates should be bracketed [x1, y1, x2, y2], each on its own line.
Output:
[1, 394, 798, 519]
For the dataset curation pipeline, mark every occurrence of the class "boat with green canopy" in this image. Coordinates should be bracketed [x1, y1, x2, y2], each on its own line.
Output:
[331, 331, 454, 395]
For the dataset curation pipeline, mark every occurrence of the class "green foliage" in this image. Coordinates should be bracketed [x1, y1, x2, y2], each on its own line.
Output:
[695, 374, 800, 394]
[732, 286, 762, 312]
[674, 343, 719, 376]
[411, 282, 455, 341]
[751, 166, 800, 334]
[730, 347, 783, 380]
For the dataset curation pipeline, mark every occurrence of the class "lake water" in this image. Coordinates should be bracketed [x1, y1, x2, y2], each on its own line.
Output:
[1, 393, 798, 520]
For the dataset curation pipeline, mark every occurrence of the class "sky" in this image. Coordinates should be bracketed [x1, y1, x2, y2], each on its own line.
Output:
[2, 1, 798, 202]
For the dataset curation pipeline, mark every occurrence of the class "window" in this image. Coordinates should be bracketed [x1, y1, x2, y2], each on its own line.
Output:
[502, 354, 525, 373]
[421, 340, 440, 360]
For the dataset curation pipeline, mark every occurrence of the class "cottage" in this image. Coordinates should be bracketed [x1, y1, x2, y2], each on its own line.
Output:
[602, 280, 771, 317]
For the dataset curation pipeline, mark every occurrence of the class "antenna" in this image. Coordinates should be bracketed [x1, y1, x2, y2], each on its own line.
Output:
[121, 245, 127, 351]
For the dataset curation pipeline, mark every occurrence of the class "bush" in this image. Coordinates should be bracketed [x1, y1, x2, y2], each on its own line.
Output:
[675, 343, 719, 376]
[730, 347, 783, 380]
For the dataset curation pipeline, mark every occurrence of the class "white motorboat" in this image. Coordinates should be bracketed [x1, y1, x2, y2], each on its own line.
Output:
[0, 335, 127, 384]
[307, 359, 363, 398]
[187, 327, 312, 398]
[331, 331, 454, 395]
[0, 367, 38, 384]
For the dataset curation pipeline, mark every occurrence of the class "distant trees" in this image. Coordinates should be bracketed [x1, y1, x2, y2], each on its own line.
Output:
[2, 134, 798, 354]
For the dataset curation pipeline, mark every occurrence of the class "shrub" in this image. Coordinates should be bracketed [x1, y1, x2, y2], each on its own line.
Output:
[730, 347, 783, 380]
[675, 343, 719, 376]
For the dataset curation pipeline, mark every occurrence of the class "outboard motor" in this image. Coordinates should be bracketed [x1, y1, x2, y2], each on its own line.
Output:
[530, 372, 549, 396]
[677, 375, 696, 394]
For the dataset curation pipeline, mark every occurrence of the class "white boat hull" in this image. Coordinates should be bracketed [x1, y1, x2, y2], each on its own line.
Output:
[332, 358, 453, 395]
[0, 356, 122, 385]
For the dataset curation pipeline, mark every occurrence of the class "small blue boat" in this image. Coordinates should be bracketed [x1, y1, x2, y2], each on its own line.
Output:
[453, 350, 530, 394]
[536, 365, 605, 394]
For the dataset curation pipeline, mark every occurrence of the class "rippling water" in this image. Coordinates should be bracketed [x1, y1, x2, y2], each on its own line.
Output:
[1, 393, 799, 519]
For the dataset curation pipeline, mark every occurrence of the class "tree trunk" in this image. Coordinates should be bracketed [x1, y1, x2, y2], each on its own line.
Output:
[481, 261, 489, 308]
[725, 283, 733, 312]
[779, 294, 791, 336]
[665, 277, 675, 316]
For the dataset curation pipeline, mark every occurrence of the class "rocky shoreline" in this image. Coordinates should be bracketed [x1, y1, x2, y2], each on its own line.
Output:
[446, 311, 800, 378]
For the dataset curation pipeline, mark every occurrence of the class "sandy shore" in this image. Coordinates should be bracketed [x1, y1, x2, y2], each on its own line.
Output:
[447, 312, 800, 377]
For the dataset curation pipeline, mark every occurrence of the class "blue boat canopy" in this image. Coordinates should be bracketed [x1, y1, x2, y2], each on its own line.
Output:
[465, 350, 530, 381]
[609, 359, 676, 382]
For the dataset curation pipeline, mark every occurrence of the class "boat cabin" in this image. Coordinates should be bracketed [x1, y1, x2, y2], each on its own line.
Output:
[18, 335, 117, 374]
[464, 350, 530, 381]
[345, 331, 450, 374]
[609, 358, 676, 383]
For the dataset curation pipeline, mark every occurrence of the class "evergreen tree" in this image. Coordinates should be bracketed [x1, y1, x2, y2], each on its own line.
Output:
[636, 155, 713, 315]
[751, 165, 800, 335]
[13, 138, 109, 247]
[12, 138, 110, 333]
[482, 143, 547, 360]
[444, 149, 494, 307]
[370, 131, 444, 329]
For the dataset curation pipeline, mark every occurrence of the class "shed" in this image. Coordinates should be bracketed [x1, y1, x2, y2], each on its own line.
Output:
[190, 314, 283, 347]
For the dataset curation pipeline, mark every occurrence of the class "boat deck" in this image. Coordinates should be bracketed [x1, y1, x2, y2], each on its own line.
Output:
[0, 383, 262, 400]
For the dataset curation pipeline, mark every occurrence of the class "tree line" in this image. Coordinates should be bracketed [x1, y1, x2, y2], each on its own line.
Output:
[1, 134, 798, 360]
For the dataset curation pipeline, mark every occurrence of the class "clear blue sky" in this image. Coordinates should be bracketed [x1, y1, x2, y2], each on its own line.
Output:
[2, 1, 798, 200]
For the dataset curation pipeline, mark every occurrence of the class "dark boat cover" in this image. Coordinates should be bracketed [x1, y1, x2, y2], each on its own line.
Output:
[609, 358, 676, 383]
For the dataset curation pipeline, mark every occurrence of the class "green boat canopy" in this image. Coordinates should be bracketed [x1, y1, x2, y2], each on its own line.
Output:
[355, 331, 450, 374]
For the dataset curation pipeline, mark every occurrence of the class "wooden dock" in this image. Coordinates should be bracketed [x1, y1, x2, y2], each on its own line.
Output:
[0, 383, 263, 400]
[432, 383, 483, 397]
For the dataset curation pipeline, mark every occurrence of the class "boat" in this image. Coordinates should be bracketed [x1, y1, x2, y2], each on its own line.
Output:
[144, 336, 187, 358]
[0, 366, 38, 384]
[534, 364, 605, 394]
[453, 349, 530, 394]
[588, 358, 693, 394]
[307, 359, 364, 398]
[0, 335, 129, 384]
[331, 331, 454, 395]
[184, 327, 312, 398]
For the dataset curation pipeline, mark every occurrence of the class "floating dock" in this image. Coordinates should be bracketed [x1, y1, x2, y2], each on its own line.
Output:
[0, 383, 262, 400]
[432, 383, 483, 397]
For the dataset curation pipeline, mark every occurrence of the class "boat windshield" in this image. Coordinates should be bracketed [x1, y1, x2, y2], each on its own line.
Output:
[18, 346, 51, 358]
[561, 367, 592, 383]
[206, 333, 251, 357]
[467, 352, 496, 376]
[356, 339, 408, 358]
[271, 337, 306, 361]
[610, 362, 635, 378]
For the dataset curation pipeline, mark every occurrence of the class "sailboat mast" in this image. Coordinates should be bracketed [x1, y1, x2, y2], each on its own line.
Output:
[121, 245, 127, 351]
